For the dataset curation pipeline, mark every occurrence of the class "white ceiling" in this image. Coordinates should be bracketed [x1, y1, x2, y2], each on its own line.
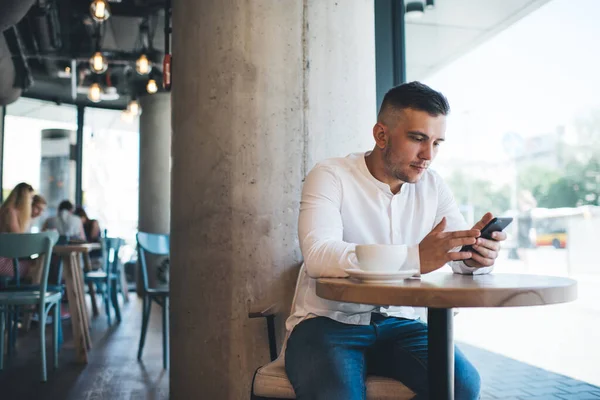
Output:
[406, 0, 552, 80]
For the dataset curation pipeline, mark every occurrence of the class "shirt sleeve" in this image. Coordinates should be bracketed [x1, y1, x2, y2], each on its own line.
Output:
[297, 165, 356, 278]
[434, 174, 494, 276]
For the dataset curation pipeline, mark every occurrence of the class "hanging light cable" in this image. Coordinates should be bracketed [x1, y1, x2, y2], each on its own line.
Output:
[90, 0, 111, 22]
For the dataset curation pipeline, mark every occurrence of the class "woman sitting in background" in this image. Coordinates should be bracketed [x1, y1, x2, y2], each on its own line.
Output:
[74, 207, 103, 267]
[0, 182, 35, 279]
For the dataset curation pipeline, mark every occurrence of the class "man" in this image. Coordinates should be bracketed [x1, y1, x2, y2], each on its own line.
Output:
[43, 200, 85, 240]
[284, 82, 506, 400]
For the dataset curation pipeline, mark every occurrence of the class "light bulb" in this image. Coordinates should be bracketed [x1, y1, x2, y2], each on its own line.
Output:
[127, 99, 141, 116]
[89, 51, 107, 73]
[121, 109, 134, 122]
[146, 79, 158, 94]
[90, 0, 110, 22]
[88, 83, 102, 103]
[135, 54, 151, 75]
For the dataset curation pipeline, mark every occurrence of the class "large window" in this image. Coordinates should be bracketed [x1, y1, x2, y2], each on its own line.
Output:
[82, 107, 139, 250]
[2, 98, 77, 229]
[411, 0, 600, 385]
[1, 98, 139, 252]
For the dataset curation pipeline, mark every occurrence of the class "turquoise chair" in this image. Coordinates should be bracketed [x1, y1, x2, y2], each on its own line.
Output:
[136, 232, 169, 369]
[84, 237, 123, 326]
[0, 231, 61, 382]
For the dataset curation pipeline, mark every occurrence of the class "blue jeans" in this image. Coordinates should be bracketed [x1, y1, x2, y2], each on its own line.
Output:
[285, 314, 480, 400]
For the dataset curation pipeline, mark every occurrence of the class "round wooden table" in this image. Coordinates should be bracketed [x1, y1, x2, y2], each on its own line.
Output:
[316, 272, 577, 400]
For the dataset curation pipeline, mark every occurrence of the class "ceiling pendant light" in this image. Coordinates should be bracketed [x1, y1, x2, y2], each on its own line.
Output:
[89, 51, 108, 74]
[426, 0, 435, 10]
[90, 0, 111, 22]
[127, 99, 141, 116]
[121, 109, 134, 122]
[135, 54, 151, 75]
[405, 2, 425, 20]
[88, 83, 102, 103]
[146, 78, 158, 94]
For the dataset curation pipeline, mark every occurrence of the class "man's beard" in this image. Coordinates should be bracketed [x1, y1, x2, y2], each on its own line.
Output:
[383, 140, 412, 182]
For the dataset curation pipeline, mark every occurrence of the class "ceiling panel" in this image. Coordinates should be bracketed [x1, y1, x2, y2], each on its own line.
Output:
[408, 0, 536, 29]
[406, 24, 483, 66]
[406, 0, 552, 80]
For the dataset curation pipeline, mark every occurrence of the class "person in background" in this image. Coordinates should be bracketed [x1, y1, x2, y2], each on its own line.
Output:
[42, 200, 85, 240]
[74, 206, 103, 266]
[31, 194, 47, 220]
[0, 182, 35, 278]
[30, 194, 48, 232]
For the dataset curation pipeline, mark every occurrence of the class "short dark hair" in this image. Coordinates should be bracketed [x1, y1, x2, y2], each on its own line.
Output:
[58, 200, 74, 212]
[378, 81, 450, 124]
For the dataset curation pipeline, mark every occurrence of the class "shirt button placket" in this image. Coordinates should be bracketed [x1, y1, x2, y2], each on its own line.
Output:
[390, 197, 397, 243]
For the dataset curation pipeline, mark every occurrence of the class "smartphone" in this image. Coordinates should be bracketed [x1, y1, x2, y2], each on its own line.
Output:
[460, 217, 513, 253]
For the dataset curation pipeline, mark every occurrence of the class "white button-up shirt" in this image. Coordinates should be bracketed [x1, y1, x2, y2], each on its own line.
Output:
[286, 152, 493, 332]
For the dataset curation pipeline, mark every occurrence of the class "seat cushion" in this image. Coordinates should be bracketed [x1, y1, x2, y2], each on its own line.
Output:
[253, 357, 415, 399]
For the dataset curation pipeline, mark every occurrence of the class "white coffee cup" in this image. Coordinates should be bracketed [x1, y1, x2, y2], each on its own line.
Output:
[348, 244, 414, 273]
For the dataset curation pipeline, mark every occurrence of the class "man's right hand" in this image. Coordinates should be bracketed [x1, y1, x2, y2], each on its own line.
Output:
[419, 217, 480, 274]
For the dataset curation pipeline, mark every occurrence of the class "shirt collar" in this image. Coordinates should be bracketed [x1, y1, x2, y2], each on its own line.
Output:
[355, 151, 400, 196]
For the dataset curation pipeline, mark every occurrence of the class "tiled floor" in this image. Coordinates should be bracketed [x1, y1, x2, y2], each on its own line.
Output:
[1, 295, 598, 399]
[461, 343, 600, 400]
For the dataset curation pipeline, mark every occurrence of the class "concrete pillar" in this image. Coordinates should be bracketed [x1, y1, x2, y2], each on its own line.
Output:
[138, 93, 172, 288]
[139, 93, 172, 235]
[171, 1, 375, 398]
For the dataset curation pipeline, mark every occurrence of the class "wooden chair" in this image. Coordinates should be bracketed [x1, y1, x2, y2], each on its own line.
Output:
[249, 265, 415, 400]
[0, 231, 61, 382]
[84, 237, 123, 325]
[136, 232, 170, 369]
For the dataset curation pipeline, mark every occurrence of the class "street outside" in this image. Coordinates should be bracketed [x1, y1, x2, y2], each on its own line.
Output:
[452, 247, 600, 386]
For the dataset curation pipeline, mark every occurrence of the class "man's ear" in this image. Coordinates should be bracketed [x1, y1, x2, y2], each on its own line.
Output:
[373, 123, 388, 149]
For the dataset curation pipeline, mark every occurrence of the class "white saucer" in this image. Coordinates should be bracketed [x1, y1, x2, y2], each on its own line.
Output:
[345, 268, 418, 284]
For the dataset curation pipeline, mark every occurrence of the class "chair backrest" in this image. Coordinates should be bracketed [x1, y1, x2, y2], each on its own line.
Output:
[104, 237, 124, 274]
[0, 231, 59, 300]
[136, 232, 169, 291]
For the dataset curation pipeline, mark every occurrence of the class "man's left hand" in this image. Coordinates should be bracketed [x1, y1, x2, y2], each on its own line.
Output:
[464, 212, 507, 268]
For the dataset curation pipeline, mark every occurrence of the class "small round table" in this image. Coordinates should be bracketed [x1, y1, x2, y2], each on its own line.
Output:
[316, 272, 577, 400]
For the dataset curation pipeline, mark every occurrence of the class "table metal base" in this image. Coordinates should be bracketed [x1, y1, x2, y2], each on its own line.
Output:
[428, 307, 454, 400]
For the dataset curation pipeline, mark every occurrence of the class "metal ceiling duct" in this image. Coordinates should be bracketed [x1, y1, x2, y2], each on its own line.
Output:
[0, 0, 36, 32]
[0, 34, 22, 105]
[0, 0, 36, 105]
